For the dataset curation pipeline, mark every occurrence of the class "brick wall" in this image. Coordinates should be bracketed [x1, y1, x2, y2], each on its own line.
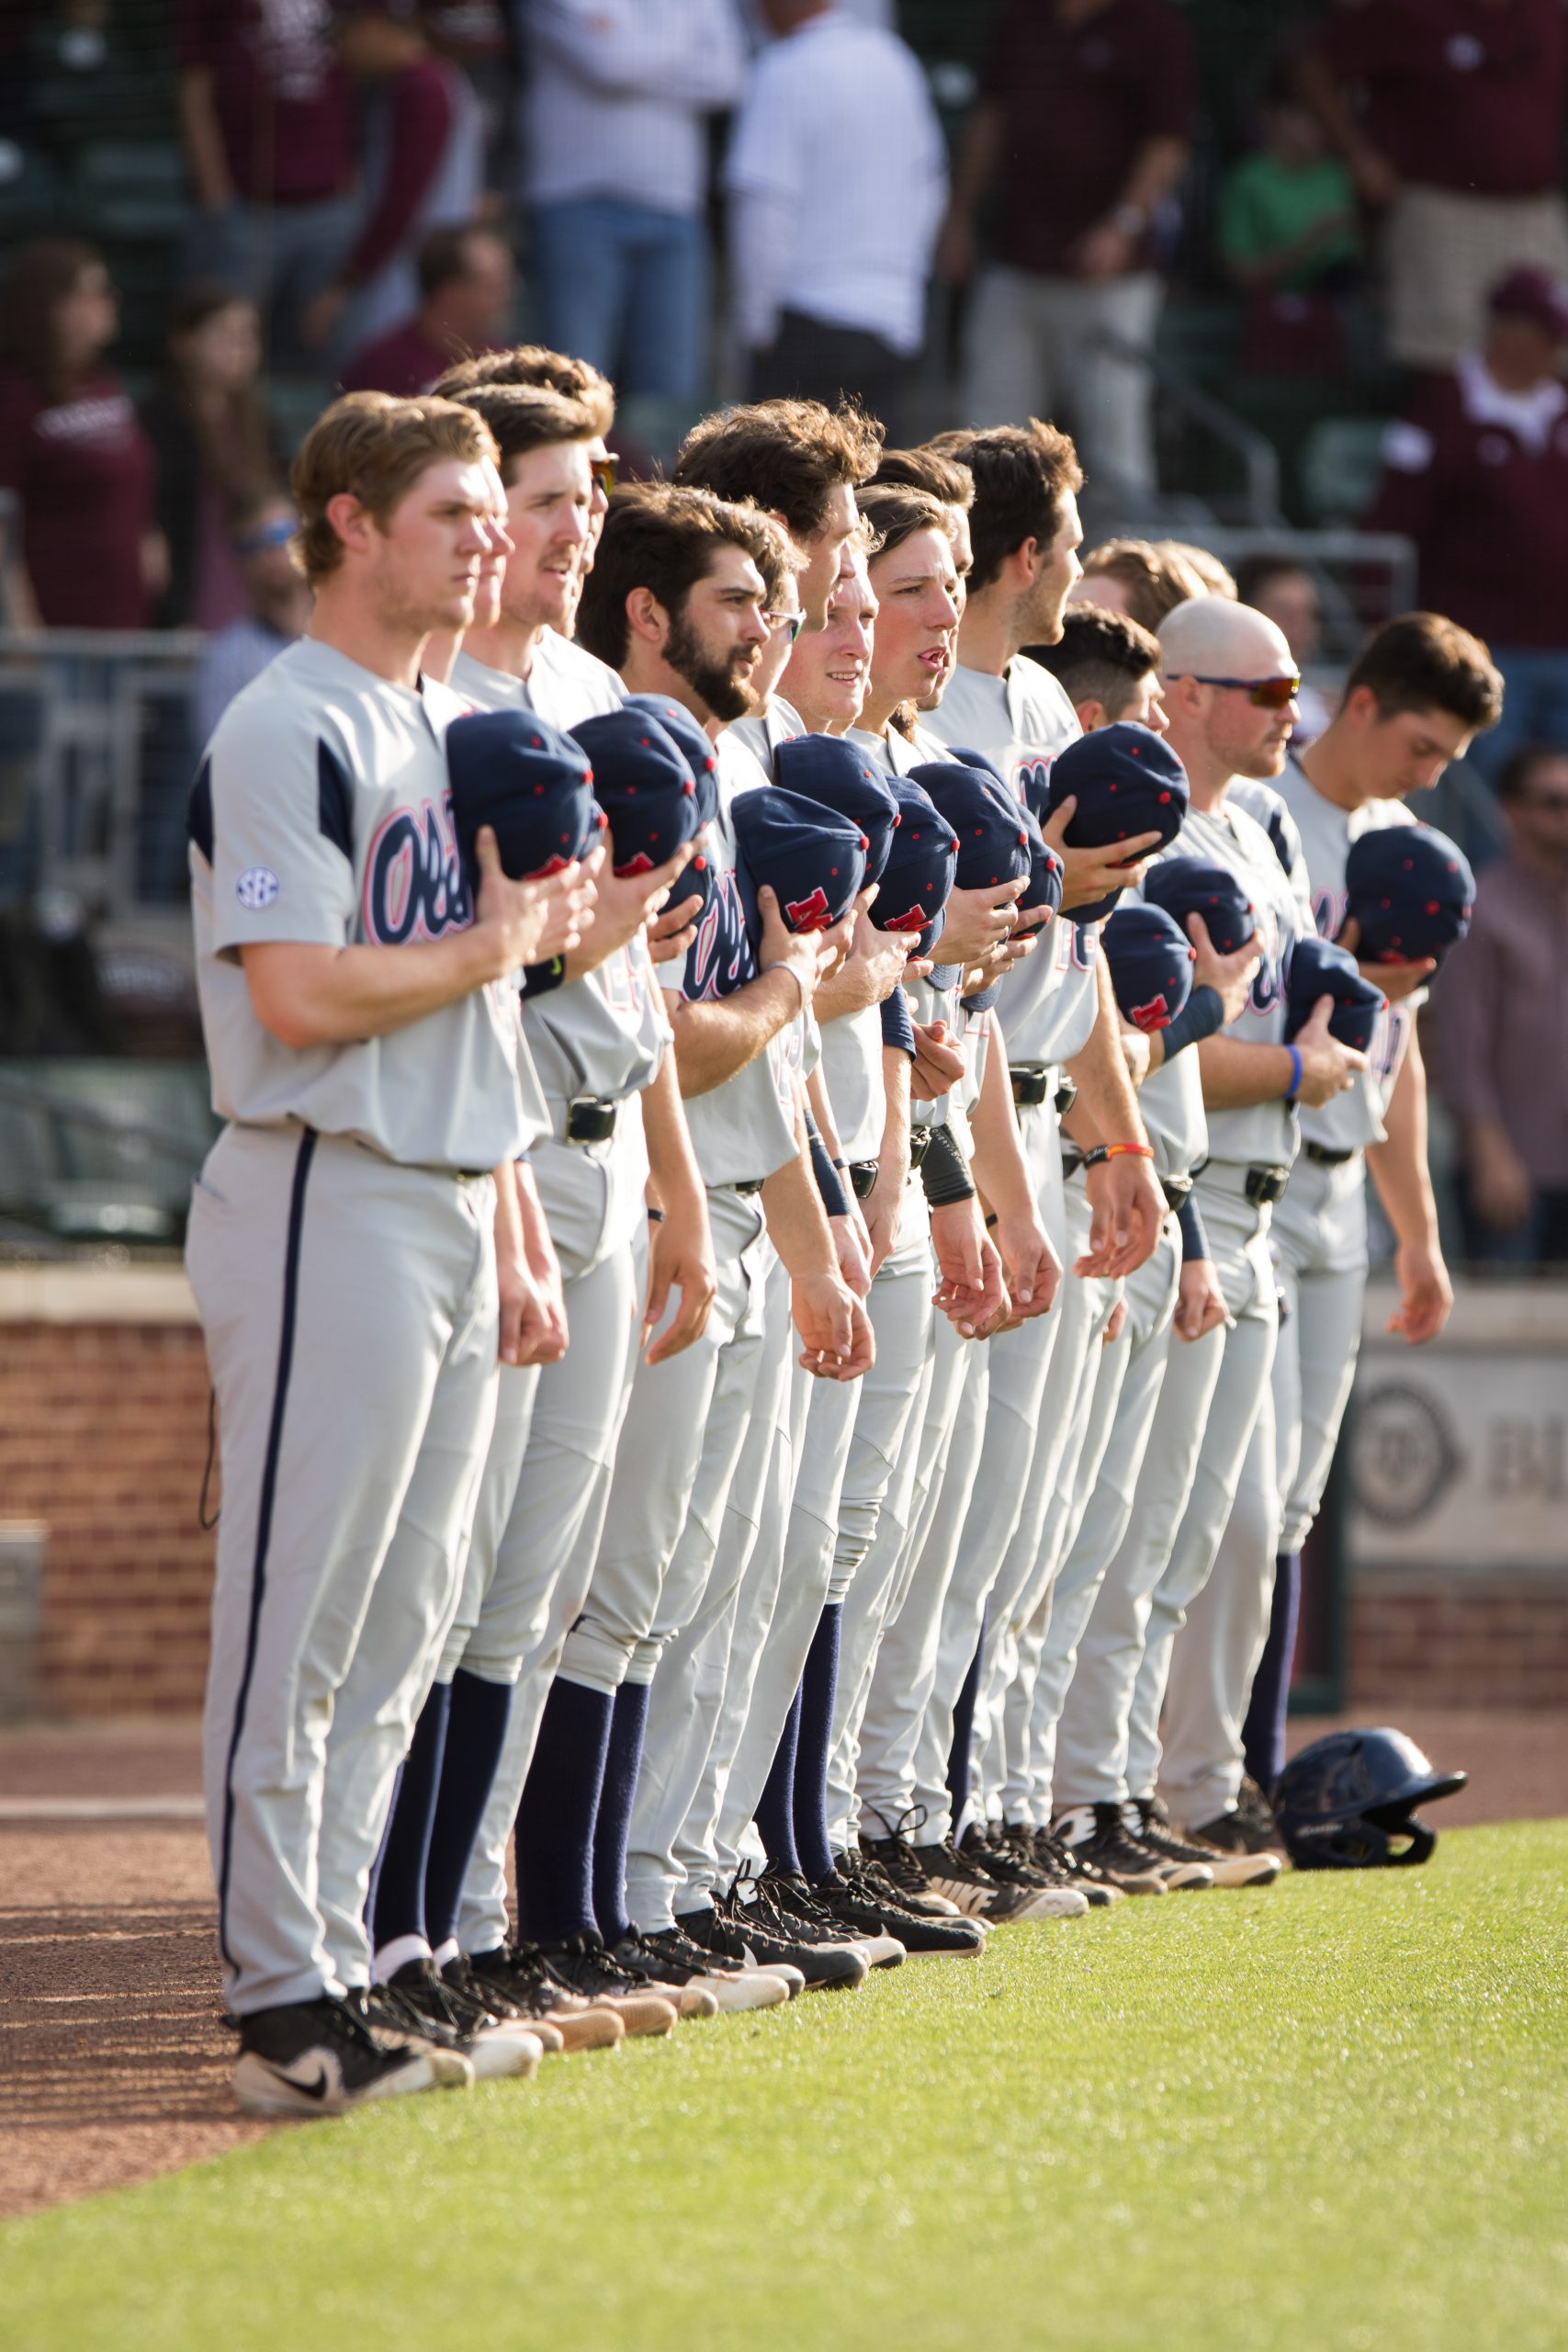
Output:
[1349, 1584, 1568, 1713]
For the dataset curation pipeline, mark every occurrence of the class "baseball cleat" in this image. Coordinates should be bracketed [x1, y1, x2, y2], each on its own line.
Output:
[616, 1926, 792, 2013]
[908, 1835, 1039, 1924]
[462, 1944, 626, 2051]
[753, 1866, 898, 1972]
[1187, 1799, 1289, 1869]
[1052, 1804, 1170, 1895]
[1011, 1822, 1123, 1907]
[815, 1855, 986, 1957]
[860, 1810, 967, 1916]
[1112, 1804, 1213, 1891]
[702, 1884, 855, 1992]
[234, 1993, 471, 2118]
[960, 1824, 1090, 1919]
[534, 1936, 682, 2035]
[438, 1955, 565, 2053]
[1133, 1796, 1280, 1886]
[377, 1959, 545, 2079]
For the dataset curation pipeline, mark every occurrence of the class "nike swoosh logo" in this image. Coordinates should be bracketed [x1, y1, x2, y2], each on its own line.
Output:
[272, 2062, 331, 2100]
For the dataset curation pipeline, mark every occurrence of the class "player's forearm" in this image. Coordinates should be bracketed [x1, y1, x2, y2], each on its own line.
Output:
[641, 1050, 705, 1222]
[878, 1046, 912, 1172]
[968, 1012, 1033, 1219]
[663, 967, 802, 1098]
[513, 1159, 560, 1288]
[1195, 1034, 1296, 1110]
[761, 1124, 837, 1281]
[239, 931, 510, 1048]
[807, 1069, 848, 1168]
[1367, 1031, 1440, 1250]
[1065, 974, 1152, 1146]
[491, 1157, 525, 1272]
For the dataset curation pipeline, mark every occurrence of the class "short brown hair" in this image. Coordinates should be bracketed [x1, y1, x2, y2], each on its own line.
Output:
[673, 399, 884, 540]
[1081, 537, 1211, 632]
[576, 482, 781, 668]
[872, 444, 975, 508]
[1027, 606, 1160, 718]
[1343, 612, 1504, 731]
[857, 482, 953, 567]
[288, 391, 497, 584]
[1156, 539, 1236, 601]
[447, 382, 596, 482]
[937, 420, 1083, 594]
[430, 344, 615, 440]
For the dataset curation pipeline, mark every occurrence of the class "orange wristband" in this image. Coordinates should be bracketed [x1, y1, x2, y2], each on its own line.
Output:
[1104, 1141, 1155, 1161]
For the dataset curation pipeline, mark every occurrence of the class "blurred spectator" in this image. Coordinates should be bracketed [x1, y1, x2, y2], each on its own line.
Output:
[523, 0, 745, 403]
[937, 0, 1194, 503]
[0, 240, 164, 630]
[1073, 535, 1218, 631]
[341, 223, 513, 397]
[191, 492, 310, 750]
[1366, 266, 1568, 779]
[300, 10, 488, 363]
[141, 284, 281, 631]
[1219, 65, 1360, 378]
[1299, 0, 1568, 372]
[1437, 741, 1568, 1267]
[1234, 552, 1333, 745]
[176, 0, 356, 373]
[727, 2, 946, 444]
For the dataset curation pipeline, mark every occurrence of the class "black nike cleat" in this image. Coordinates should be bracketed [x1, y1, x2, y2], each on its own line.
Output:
[234, 1992, 469, 2118]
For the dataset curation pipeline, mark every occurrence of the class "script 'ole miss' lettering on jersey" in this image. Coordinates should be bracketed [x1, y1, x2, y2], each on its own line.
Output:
[362, 795, 472, 944]
[684, 865, 756, 1001]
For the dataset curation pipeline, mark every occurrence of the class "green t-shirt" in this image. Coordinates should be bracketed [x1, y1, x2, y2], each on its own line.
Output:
[1219, 153, 1360, 291]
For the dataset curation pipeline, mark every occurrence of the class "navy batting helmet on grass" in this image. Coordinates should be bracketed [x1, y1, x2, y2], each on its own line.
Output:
[1344, 821, 1475, 966]
[1273, 1727, 1466, 1868]
[1103, 902, 1195, 1033]
[1042, 723, 1190, 921]
[1144, 855, 1257, 955]
[446, 708, 604, 905]
[1287, 935, 1385, 1055]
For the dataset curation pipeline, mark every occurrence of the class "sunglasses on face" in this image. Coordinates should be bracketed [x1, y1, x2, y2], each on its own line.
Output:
[767, 610, 805, 643]
[1184, 673, 1302, 710]
[590, 453, 620, 499]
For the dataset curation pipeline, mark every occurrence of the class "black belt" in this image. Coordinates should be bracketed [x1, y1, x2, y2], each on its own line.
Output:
[848, 1159, 880, 1200]
[1010, 1062, 1051, 1108]
[1161, 1173, 1192, 1211]
[1304, 1141, 1355, 1168]
[731, 1176, 764, 1196]
[564, 1097, 617, 1145]
[908, 1127, 933, 1170]
[1055, 1076, 1077, 1117]
[1061, 1148, 1089, 1182]
[1245, 1164, 1292, 1205]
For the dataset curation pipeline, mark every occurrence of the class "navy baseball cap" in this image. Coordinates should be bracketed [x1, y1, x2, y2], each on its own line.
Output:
[731, 785, 868, 949]
[1103, 903, 1196, 1033]
[446, 707, 604, 903]
[1287, 934, 1385, 1054]
[570, 707, 705, 879]
[1017, 797, 1064, 920]
[877, 776, 959, 958]
[1043, 722, 1190, 920]
[622, 693, 722, 916]
[1344, 821, 1475, 965]
[774, 735, 900, 885]
[907, 760, 1032, 892]
[1144, 854, 1257, 956]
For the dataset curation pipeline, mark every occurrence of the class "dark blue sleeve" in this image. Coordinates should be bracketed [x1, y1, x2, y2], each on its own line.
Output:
[1178, 1194, 1208, 1261]
[881, 988, 916, 1058]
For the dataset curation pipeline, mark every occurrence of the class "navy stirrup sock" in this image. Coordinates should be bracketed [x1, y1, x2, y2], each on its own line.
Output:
[371, 1678, 453, 1955]
[513, 1675, 613, 1949]
[755, 1683, 805, 1877]
[1242, 1552, 1301, 1794]
[792, 1600, 842, 1884]
[946, 1611, 986, 1839]
[591, 1679, 649, 1944]
[423, 1668, 513, 1956]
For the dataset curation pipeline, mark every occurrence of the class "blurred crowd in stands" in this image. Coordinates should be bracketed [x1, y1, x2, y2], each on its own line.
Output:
[0, 0, 1565, 1267]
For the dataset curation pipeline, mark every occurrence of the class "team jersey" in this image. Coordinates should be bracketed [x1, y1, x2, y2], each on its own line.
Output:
[1269, 755, 1419, 1152]
[1147, 791, 1313, 1171]
[188, 636, 535, 1170]
[728, 695, 806, 776]
[671, 727, 804, 1190]
[447, 632, 624, 729]
[923, 653, 1095, 1066]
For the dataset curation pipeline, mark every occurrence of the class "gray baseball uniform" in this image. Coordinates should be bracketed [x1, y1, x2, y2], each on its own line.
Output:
[187, 637, 534, 2017]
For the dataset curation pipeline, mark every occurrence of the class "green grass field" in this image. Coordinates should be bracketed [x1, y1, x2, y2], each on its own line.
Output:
[8, 1821, 1568, 2352]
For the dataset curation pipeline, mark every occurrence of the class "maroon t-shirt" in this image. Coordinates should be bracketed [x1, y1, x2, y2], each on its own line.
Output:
[1366, 365, 1568, 648]
[1316, 0, 1568, 198]
[177, 0, 353, 206]
[979, 0, 1194, 277]
[0, 368, 155, 629]
[339, 318, 498, 398]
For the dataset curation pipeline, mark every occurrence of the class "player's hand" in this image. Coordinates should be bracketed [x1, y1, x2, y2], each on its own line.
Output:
[1188, 911, 1262, 1025]
[498, 1252, 568, 1369]
[990, 1208, 1060, 1326]
[1121, 1024, 1154, 1086]
[910, 1019, 965, 1101]
[1292, 996, 1367, 1107]
[648, 886, 704, 966]
[1335, 915, 1434, 1002]
[816, 899, 916, 1020]
[575, 842, 694, 969]
[829, 1209, 874, 1299]
[928, 1195, 985, 1295]
[759, 885, 840, 1004]
[1042, 797, 1160, 911]
[1387, 1237, 1454, 1346]
[1174, 1255, 1229, 1341]
[935, 877, 1026, 967]
[1101, 1294, 1128, 1345]
[473, 826, 594, 973]
[642, 1197, 717, 1366]
[861, 1165, 902, 1276]
[1467, 1123, 1533, 1233]
[1078, 1151, 1165, 1279]
[791, 1271, 874, 1379]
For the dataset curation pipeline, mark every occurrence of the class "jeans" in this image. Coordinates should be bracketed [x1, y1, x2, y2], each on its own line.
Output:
[185, 197, 357, 376]
[530, 198, 707, 402]
[1468, 646, 1568, 786]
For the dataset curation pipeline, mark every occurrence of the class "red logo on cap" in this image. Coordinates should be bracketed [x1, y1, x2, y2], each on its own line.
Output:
[882, 905, 929, 933]
[786, 885, 833, 931]
[615, 851, 656, 876]
[1129, 993, 1172, 1033]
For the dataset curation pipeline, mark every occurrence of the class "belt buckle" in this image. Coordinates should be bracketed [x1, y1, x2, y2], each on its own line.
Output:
[1054, 1076, 1077, 1117]
[908, 1127, 932, 1170]
[564, 1097, 617, 1146]
[1246, 1164, 1289, 1206]
[849, 1159, 879, 1200]
[1161, 1174, 1191, 1211]
[1010, 1062, 1050, 1108]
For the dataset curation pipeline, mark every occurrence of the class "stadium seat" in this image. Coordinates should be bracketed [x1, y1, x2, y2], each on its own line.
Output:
[0, 1059, 215, 1246]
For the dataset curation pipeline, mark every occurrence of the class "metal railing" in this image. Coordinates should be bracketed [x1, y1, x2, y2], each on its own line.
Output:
[1095, 327, 1285, 526]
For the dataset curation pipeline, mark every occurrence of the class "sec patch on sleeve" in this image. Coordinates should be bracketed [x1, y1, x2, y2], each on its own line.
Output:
[235, 866, 281, 910]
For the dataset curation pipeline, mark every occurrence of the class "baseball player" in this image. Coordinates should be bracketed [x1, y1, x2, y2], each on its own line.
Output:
[672, 396, 884, 628]
[1028, 604, 1168, 735]
[187, 392, 592, 2116]
[1226, 613, 1500, 1804]
[1113, 594, 1363, 1860]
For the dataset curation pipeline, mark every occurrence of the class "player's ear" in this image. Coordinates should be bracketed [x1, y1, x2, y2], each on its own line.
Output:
[626, 585, 671, 650]
[324, 491, 375, 559]
[1075, 696, 1107, 733]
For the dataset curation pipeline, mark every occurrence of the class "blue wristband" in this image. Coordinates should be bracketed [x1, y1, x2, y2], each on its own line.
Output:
[1283, 1043, 1303, 1105]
